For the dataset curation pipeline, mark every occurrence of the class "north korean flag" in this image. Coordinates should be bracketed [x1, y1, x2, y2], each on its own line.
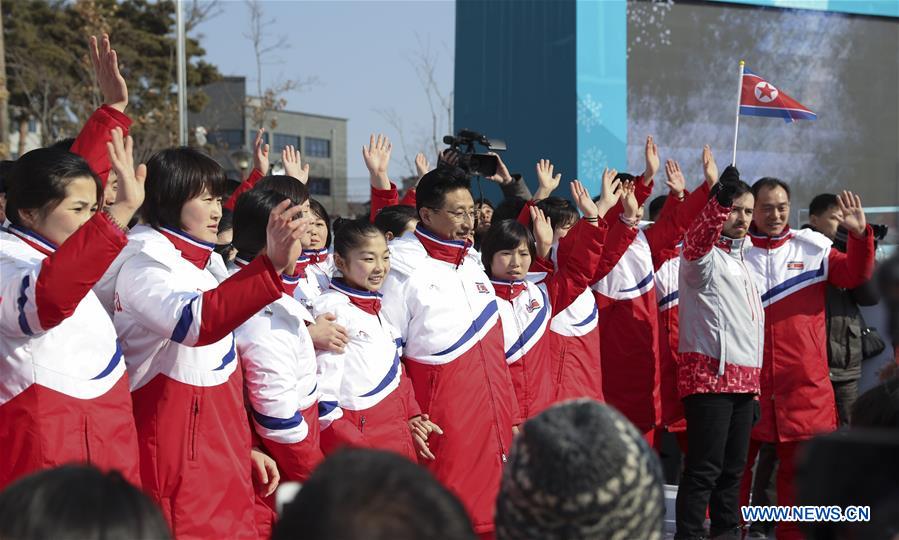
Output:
[739, 67, 817, 123]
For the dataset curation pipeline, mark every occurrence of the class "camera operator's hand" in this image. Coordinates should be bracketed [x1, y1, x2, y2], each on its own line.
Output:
[362, 133, 392, 190]
[702, 145, 719, 188]
[642, 135, 660, 184]
[486, 152, 513, 185]
[534, 159, 561, 200]
[438, 148, 460, 168]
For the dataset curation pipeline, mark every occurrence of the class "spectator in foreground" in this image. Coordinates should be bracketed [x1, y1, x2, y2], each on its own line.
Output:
[495, 399, 665, 540]
[273, 448, 476, 540]
[0, 465, 171, 540]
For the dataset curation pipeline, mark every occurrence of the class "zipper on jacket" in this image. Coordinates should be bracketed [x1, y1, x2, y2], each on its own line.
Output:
[466, 280, 508, 463]
[511, 300, 529, 417]
[83, 417, 91, 463]
[188, 396, 200, 461]
[360, 415, 366, 434]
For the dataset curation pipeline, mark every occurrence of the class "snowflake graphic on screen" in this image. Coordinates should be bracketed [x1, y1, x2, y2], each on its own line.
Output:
[580, 146, 609, 182]
[627, 0, 673, 56]
[577, 93, 603, 133]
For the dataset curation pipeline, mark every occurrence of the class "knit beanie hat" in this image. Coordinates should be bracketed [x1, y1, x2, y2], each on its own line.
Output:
[495, 399, 665, 540]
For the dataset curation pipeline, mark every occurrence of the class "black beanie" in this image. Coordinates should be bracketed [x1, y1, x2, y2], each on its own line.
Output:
[496, 399, 665, 540]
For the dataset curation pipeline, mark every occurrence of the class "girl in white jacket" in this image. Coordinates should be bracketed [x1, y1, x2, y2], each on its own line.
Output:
[0, 130, 144, 489]
[313, 219, 440, 461]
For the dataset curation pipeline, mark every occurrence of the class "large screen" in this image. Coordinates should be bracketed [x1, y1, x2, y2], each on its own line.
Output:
[626, 0, 898, 235]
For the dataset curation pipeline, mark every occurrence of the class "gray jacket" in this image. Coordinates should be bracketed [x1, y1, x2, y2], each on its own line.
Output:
[678, 236, 765, 375]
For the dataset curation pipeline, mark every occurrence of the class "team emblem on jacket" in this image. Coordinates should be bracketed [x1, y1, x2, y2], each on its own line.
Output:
[786, 261, 805, 270]
[526, 299, 541, 313]
[475, 282, 489, 294]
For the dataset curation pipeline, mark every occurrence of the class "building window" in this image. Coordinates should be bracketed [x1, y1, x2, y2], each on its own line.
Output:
[207, 129, 244, 149]
[28, 118, 37, 133]
[305, 137, 331, 158]
[247, 129, 269, 147]
[273, 133, 300, 150]
[307, 177, 331, 196]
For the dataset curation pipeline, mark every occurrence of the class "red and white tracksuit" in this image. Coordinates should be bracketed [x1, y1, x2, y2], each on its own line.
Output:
[591, 182, 710, 440]
[739, 223, 874, 540]
[232, 258, 324, 478]
[232, 258, 324, 538]
[656, 249, 687, 436]
[369, 182, 417, 222]
[0, 215, 139, 490]
[493, 217, 608, 418]
[380, 225, 519, 536]
[0, 105, 136, 489]
[313, 279, 420, 460]
[114, 225, 285, 539]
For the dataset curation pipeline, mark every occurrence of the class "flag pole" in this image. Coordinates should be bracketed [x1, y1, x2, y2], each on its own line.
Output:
[732, 60, 745, 167]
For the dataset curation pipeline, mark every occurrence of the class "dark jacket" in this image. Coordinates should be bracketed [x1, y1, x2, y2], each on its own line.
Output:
[824, 227, 879, 382]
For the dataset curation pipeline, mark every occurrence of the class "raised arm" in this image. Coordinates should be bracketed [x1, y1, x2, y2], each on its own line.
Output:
[365, 134, 401, 222]
[70, 34, 132, 187]
[224, 128, 269, 211]
[827, 191, 875, 289]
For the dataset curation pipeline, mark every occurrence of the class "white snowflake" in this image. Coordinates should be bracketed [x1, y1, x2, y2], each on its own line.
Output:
[627, 0, 674, 56]
[577, 93, 603, 133]
[580, 146, 609, 183]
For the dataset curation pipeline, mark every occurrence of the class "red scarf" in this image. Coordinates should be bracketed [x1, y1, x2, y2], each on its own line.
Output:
[413, 224, 470, 267]
[329, 278, 382, 316]
[158, 226, 214, 270]
[491, 279, 528, 301]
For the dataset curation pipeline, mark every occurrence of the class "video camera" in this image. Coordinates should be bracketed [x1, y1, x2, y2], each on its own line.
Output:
[442, 129, 507, 178]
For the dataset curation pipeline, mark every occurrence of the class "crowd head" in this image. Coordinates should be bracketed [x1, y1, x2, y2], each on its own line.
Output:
[273, 449, 476, 540]
[416, 166, 474, 242]
[496, 399, 666, 540]
[0, 466, 171, 540]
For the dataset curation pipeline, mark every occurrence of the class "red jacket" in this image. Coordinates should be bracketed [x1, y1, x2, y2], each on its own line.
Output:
[0, 214, 139, 490]
[591, 182, 710, 432]
[494, 218, 608, 418]
[70, 105, 132, 187]
[380, 226, 518, 535]
[746, 224, 874, 442]
[369, 182, 417, 221]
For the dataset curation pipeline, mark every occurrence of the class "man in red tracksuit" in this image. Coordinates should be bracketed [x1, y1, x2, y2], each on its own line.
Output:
[742, 179, 874, 540]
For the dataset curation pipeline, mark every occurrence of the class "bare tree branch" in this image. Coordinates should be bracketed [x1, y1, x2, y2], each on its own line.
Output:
[186, 0, 223, 32]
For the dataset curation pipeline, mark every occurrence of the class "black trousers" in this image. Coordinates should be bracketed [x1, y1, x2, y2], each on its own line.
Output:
[831, 379, 859, 426]
[675, 393, 758, 539]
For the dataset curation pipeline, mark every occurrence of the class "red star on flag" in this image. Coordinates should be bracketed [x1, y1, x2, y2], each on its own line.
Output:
[758, 83, 775, 99]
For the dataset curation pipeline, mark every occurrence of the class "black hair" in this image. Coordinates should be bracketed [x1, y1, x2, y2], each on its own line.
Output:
[480, 219, 536, 276]
[332, 218, 385, 259]
[616, 172, 636, 183]
[255, 175, 310, 206]
[141, 147, 228, 229]
[373, 205, 418, 238]
[5, 148, 101, 227]
[535, 196, 578, 231]
[273, 449, 476, 540]
[307, 198, 332, 248]
[809, 193, 839, 217]
[416, 167, 471, 217]
[852, 376, 899, 429]
[475, 197, 495, 211]
[48, 137, 76, 152]
[218, 208, 234, 234]
[231, 188, 288, 260]
[648, 195, 667, 222]
[724, 179, 753, 200]
[492, 196, 528, 224]
[0, 159, 14, 194]
[0, 465, 171, 540]
[752, 177, 791, 200]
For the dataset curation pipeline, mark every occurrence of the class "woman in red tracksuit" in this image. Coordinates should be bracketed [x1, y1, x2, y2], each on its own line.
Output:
[112, 148, 306, 539]
[483, 180, 614, 418]
[0, 131, 144, 490]
[313, 219, 439, 460]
